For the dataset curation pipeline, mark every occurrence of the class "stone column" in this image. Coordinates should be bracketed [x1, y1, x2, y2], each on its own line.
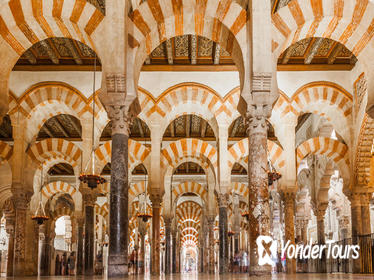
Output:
[315, 204, 327, 273]
[150, 194, 162, 275]
[360, 192, 372, 273]
[12, 189, 30, 277]
[106, 103, 132, 277]
[39, 224, 53, 276]
[283, 191, 296, 273]
[218, 194, 228, 273]
[76, 217, 84, 275]
[361, 193, 371, 235]
[164, 217, 171, 274]
[5, 216, 15, 277]
[245, 79, 273, 275]
[207, 216, 215, 273]
[350, 193, 362, 273]
[172, 229, 177, 273]
[83, 193, 96, 276]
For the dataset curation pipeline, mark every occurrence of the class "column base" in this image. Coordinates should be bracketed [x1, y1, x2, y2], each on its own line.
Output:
[249, 264, 272, 276]
[108, 255, 128, 277]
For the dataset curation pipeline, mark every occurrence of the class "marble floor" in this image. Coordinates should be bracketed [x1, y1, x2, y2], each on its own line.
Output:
[0, 274, 373, 280]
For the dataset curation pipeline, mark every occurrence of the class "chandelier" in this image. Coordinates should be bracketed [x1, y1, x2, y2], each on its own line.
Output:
[31, 165, 49, 225]
[241, 211, 250, 220]
[79, 54, 106, 190]
[267, 158, 281, 186]
[137, 149, 152, 222]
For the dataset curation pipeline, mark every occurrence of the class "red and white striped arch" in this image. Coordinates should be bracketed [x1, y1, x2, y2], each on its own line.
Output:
[41, 181, 77, 199]
[228, 139, 285, 171]
[272, 0, 374, 59]
[128, 0, 248, 93]
[94, 139, 151, 174]
[173, 182, 208, 203]
[161, 138, 218, 171]
[296, 137, 350, 179]
[231, 182, 248, 198]
[95, 202, 109, 220]
[27, 138, 82, 168]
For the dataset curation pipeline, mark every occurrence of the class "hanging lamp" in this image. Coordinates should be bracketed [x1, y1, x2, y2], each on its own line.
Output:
[267, 157, 281, 186]
[79, 54, 106, 190]
[137, 140, 152, 222]
[31, 165, 49, 225]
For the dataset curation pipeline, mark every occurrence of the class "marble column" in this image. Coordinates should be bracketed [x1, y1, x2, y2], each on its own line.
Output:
[207, 216, 215, 273]
[301, 220, 308, 244]
[218, 194, 228, 274]
[150, 194, 162, 275]
[360, 193, 372, 273]
[12, 190, 30, 277]
[315, 205, 327, 273]
[76, 218, 84, 275]
[350, 193, 362, 273]
[283, 191, 296, 273]
[164, 217, 171, 274]
[172, 230, 177, 273]
[39, 224, 53, 276]
[84, 194, 95, 276]
[107, 105, 131, 277]
[245, 86, 272, 275]
[5, 215, 14, 277]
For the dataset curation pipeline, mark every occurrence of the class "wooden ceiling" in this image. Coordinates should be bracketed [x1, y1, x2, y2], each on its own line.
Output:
[38, 114, 82, 140]
[174, 162, 205, 175]
[48, 163, 74, 176]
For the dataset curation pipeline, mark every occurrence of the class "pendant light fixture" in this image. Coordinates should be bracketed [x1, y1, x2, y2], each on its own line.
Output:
[267, 157, 281, 186]
[79, 54, 106, 190]
[137, 139, 152, 222]
[31, 165, 49, 225]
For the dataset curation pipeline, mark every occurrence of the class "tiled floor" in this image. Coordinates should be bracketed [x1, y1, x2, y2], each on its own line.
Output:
[1, 274, 374, 280]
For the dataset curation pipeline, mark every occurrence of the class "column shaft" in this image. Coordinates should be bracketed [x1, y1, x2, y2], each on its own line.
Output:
[39, 225, 52, 276]
[208, 218, 215, 273]
[84, 203, 95, 275]
[218, 195, 228, 274]
[151, 201, 161, 275]
[165, 221, 171, 274]
[172, 231, 177, 273]
[283, 192, 296, 274]
[108, 132, 129, 277]
[76, 219, 84, 275]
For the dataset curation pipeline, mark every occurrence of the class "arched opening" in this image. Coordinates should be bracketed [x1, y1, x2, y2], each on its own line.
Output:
[37, 114, 82, 141]
[48, 163, 75, 177]
[54, 216, 72, 252]
[163, 115, 215, 141]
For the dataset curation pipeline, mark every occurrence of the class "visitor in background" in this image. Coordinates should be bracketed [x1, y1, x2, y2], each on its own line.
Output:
[68, 252, 76, 275]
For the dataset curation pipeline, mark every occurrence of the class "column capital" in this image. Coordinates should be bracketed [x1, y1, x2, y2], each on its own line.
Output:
[11, 188, 31, 210]
[218, 193, 229, 208]
[106, 105, 132, 136]
[314, 203, 328, 221]
[282, 190, 296, 203]
[150, 193, 163, 208]
[83, 192, 97, 207]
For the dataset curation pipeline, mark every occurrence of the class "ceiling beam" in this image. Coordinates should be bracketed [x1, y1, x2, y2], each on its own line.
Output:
[170, 121, 175, 137]
[327, 43, 343, 64]
[230, 118, 240, 138]
[66, 40, 83, 65]
[186, 162, 189, 174]
[186, 115, 191, 137]
[54, 116, 70, 137]
[66, 115, 82, 138]
[58, 164, 73, 175]
[136, 118, 144, 138]
[277, 64, 354, 71]
[190, 35, 197, 64]
[23, 50, 37, 64]
[42, 124, 54, 138]
[200, 119, 207, 138]
[213, 43, 220, 65]
[166, 39, 173, 65]
[40, 40, 59, 64]
[304, 38, 324, 64]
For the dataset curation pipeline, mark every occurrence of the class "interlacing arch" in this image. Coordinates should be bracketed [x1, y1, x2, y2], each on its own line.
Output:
[139, 83, 241, 133]
[228, 139, 285, 171]
[94, 139, 151, 174]
[231, 182, 248, 198]
[296, 137, 350, 182]
[27, 138, 82, 167]
[172, 182, 208, 203]
[129, 181, 147, 201]
[128, 0, 247, 93]
[271, 0, 374, 59]
[16, 83, 106, 143]
[41, 181, 77, 200]
[176, 200, 202, 247]
[95, 202, 109, 220]
[161, 138, 218, 171]
[272, 82, 353, 142]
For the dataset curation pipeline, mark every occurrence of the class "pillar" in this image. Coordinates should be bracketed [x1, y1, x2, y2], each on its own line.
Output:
[350, 193, 362, 273]
[207, 216, 215, 273]
[107, 104, 131, 277]
[360, 192, 372, 273]
[172, 229, 177, 273]
[150, 194, 162, 275]
[76, 217, 84, 275]
[283, 191, 296, 273]
[315, 205, 327, 273]
[245, 79, 273, 275]
[12, 189, 30, 277]
[164, 217, 171, 274]
[39, 224, 53, 276]
[218, 194, 228, 273]
[5, 214, 14, 277]
[83, 193, 95, 276]
[301, 220, 308, 244]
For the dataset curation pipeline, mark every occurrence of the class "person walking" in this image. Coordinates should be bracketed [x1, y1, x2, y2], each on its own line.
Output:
[68, 252, 76, 275]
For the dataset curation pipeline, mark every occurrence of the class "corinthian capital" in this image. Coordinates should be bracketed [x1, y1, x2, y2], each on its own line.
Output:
[106, 105, 132, 136]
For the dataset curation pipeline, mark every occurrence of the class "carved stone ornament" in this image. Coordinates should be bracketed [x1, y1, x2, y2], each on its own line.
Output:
[106, 105, 132, 136]
[106, 74, 126, 95]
